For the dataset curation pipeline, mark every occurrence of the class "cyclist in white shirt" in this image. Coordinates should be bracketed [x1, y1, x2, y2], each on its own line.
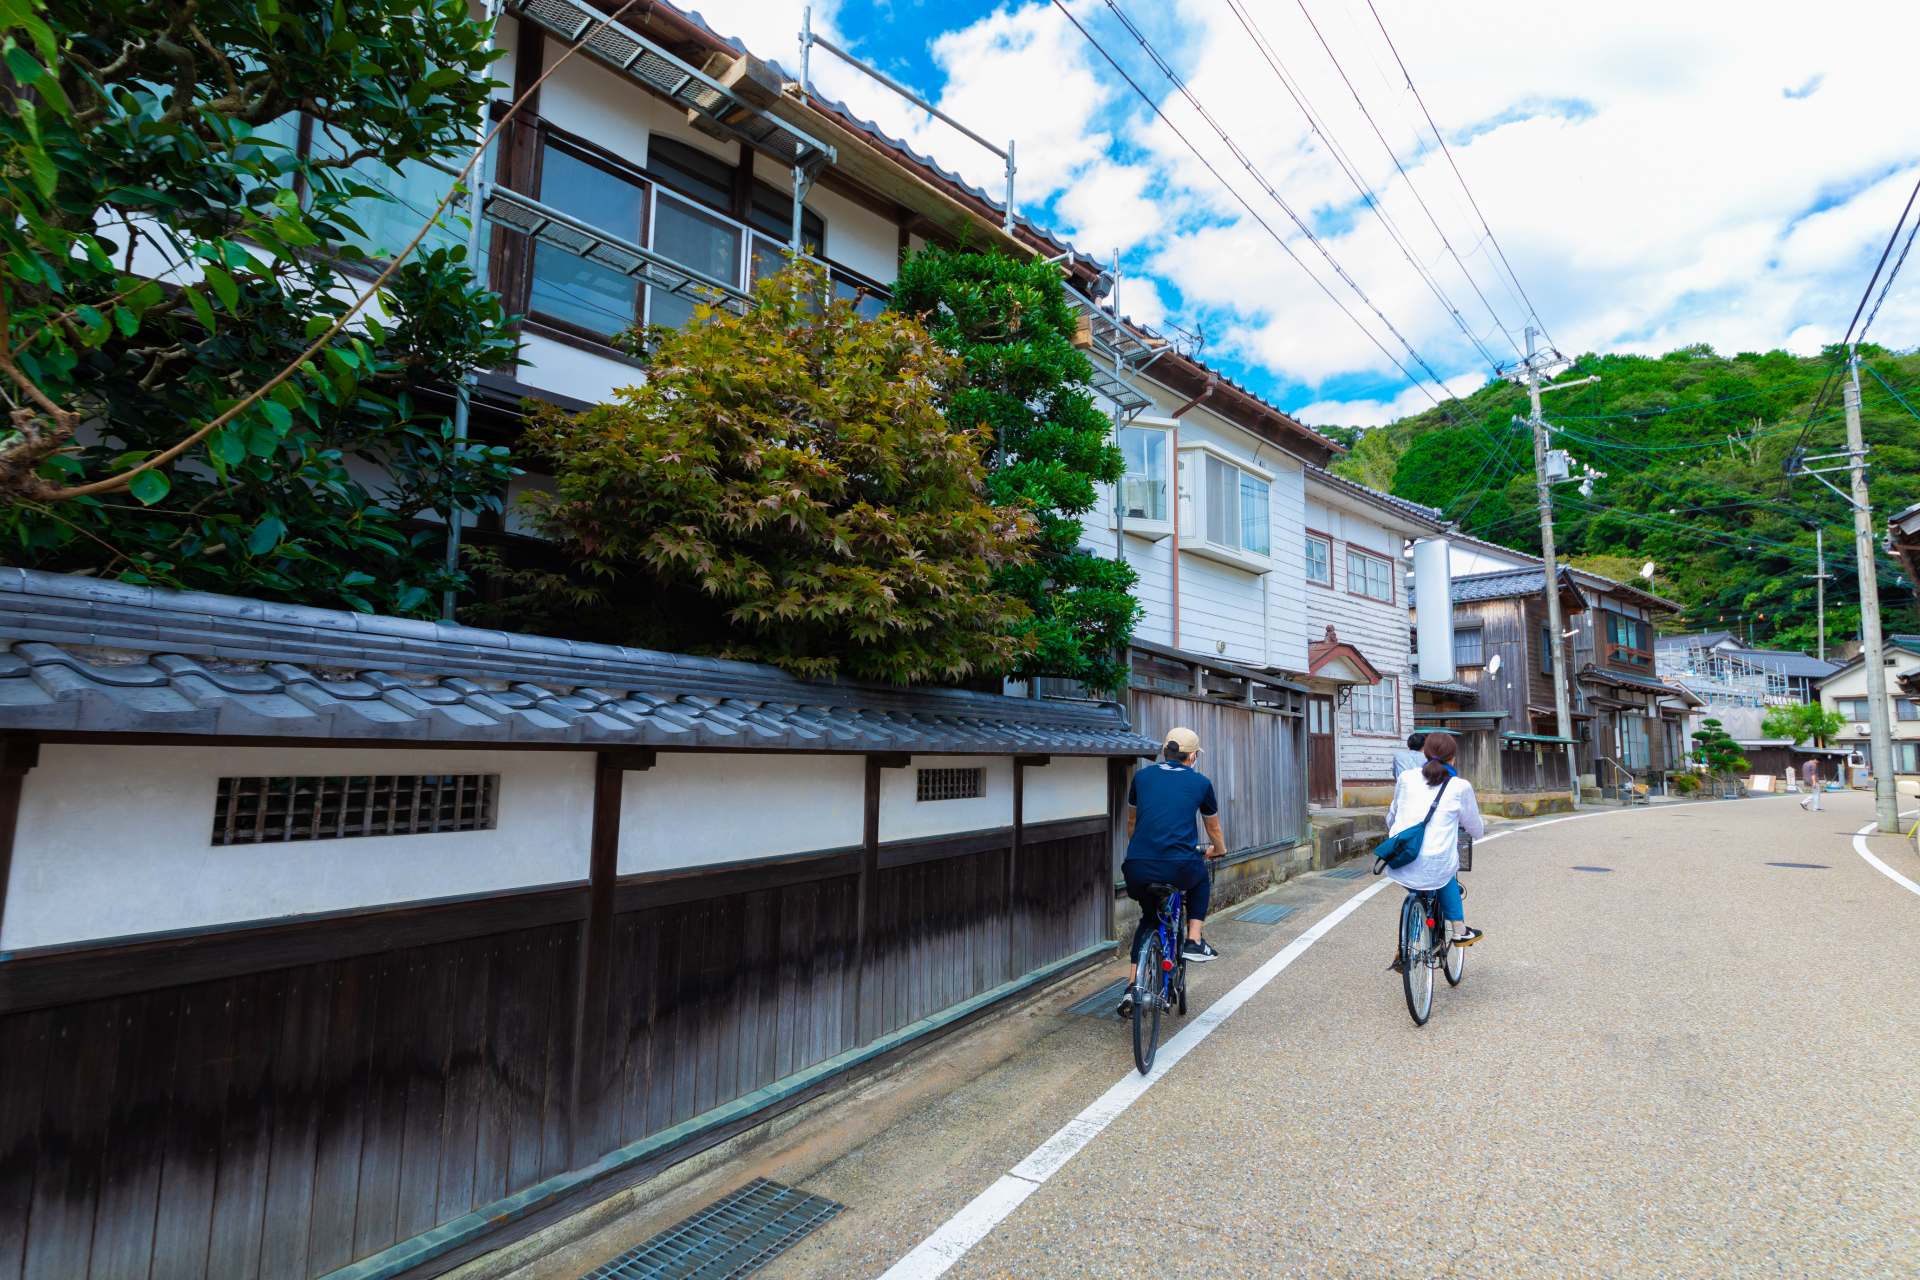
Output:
[1383, 730, 1485, 970]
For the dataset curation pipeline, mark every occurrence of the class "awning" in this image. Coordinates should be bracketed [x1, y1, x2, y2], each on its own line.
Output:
[1502, 732, 1579, 745]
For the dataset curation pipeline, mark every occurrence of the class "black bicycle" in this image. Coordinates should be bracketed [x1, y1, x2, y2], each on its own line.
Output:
[1376, 861, 1466, 1026]
[1128, 881, 1189, 1074]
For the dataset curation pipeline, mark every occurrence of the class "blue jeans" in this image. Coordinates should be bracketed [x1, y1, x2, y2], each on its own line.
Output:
[1434, 875, 1464, 921]
[1122, 857, 1210, 962]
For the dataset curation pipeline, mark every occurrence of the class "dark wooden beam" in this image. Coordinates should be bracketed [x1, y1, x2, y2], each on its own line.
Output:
[571, 751, 625, 1164]
[601, 748, 657, 772]
[1008, 759, 1025, 979]
[1014, 754, 1051, 767]
[870, 752, 911, 769]
[853, 756, 881, 1043]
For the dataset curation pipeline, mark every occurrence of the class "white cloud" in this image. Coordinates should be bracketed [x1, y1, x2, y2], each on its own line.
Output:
[690, 0, 1920, 415]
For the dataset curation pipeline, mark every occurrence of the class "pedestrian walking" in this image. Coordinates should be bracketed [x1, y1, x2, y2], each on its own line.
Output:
[1391, 731, 1428, 780]
[1798, 758, 1823, 811]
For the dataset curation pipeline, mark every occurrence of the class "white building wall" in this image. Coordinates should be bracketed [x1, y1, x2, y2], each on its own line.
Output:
[1022, 757, 1111, 823]
[751, 153, 901, 285]
[1819, 651, 1920, 769]
[879, 756, 1015, 840]
[1305, 489, 1419, 786]
[618, 753, 865, 872]
[1450, 540, 1535, 576]
[2, 745, 596, 952]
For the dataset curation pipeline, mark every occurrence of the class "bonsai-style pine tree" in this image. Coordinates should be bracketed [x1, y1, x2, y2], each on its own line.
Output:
[891, 247, 1140, 692]
[510, 261, 1035, 685]
[1691, 718, 1750, 787]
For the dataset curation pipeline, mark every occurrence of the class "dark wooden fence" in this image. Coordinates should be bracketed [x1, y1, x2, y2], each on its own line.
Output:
[0, 764, 1114, 1280]
[1129, 687, 1306, 863]
[1499, 744, 1571, 792]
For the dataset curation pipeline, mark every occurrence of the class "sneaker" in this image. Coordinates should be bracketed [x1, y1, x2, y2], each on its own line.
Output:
[1116, 992, 1135, 1020]
[1452, 926, 1485, 947]
[1182, 938, 1219, 963]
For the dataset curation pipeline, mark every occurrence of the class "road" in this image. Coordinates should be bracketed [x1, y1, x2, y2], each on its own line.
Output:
[511, 792, 1920, 1280]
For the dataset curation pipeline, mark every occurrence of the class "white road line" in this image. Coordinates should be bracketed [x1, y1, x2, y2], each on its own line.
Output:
[876, 802, 1664, 1280]
[1851, 810, 1920, 898]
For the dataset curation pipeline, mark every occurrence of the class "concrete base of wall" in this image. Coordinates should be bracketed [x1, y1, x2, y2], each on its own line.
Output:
[1340, 783, 1395, 808]
[1480, 791, 1575, 818]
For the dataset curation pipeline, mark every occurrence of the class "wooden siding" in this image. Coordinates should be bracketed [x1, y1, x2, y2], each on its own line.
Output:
[1128, 689, 1307, 862]
[0, 817, 1108, 1279]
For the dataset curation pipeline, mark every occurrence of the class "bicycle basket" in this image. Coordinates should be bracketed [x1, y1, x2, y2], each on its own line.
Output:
[1458, 833, 1472, 873]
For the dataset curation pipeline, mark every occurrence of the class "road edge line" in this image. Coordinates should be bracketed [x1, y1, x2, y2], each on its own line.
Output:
[1851, 810, 1920, 898]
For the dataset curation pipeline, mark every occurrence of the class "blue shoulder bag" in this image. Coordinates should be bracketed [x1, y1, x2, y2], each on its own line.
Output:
[1373, 776, 1451, 870]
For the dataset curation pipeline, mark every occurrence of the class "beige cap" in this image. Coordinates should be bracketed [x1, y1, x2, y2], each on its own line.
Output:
[1164, 726, 1201, 757]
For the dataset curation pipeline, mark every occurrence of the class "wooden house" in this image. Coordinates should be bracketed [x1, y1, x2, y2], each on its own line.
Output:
[0, 569, 1153, 1278]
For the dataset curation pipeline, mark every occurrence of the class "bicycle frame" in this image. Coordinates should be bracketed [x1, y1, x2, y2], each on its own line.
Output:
[1142, 888, 1184, 1007]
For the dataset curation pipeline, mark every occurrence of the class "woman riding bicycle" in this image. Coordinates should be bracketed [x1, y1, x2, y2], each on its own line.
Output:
[1384, 730, 1484, 970]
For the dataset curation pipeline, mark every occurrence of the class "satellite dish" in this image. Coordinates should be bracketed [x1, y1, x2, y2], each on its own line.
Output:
[1640, 561, 1656, 580]
[1487, 654, 1503, 676]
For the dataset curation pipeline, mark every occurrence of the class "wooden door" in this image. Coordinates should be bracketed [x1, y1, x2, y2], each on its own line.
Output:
[1308, 693, 1337, 805]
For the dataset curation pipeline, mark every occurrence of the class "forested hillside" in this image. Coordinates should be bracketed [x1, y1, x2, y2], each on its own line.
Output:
[1326, 344, 1920, 652]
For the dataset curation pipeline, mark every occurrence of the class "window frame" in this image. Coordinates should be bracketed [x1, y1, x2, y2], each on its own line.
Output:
[521, 130, 654, 346]
[1350, 676, 1399, 737]
[1304, 530, 1334, 588]
[1453, 626, 1485, 668]
[1601, 608, 1654, 670]
[1345, 546, 1395, 603]
[1116, 421, 1175, 539]
[1176, 441, 1274, 573]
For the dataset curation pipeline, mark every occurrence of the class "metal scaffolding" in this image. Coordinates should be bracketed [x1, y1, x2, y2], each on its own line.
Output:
[1656, 641, 1791, 708]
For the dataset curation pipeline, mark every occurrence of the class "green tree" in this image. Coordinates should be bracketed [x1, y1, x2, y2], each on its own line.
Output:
[1760, 701, 1846, 747]
[0, 0, 516, 614]
[501, 262, 1036, 685]
[891, 247, 1139, 691]
[1691, 717, 1750, 782]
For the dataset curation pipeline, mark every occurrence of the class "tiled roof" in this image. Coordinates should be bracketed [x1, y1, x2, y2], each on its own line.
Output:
[1578, 666, 1681, 696]
[1725, 648, 1843, 679]
[1304, 465, 1445, 530]
[1414, 567, 1583, 607]
[0, 570, 1155, 756]
[1413, 679, 1477, 699]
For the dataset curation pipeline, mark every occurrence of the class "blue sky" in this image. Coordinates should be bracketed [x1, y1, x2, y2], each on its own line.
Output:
[695, 0, 1920, 427]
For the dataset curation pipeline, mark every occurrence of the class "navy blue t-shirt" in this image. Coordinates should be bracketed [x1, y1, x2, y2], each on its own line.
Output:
[1125, 761, 1218, 863]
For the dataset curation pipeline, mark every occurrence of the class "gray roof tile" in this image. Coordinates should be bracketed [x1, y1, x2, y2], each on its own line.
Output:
[0, 570, 1154, 756]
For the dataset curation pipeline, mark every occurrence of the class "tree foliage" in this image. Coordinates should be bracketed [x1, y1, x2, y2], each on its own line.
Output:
[1760, 701, 1846, 747]
[1327, 344, 1920, 649]
[499, 262, 1036, 685]
[892, 247, 1139, 691]
[0, 0, 516, 614]
[1690, 717, 1749, 778]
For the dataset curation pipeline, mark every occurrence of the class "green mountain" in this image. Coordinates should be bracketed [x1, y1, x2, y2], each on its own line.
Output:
[1325, 344, 1920, 651]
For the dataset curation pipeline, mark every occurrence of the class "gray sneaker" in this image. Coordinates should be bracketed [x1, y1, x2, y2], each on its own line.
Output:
[1182, 938, 1219, 963]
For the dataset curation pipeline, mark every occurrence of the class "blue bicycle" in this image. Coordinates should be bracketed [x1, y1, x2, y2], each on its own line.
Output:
[1129, 881, 1189, 1073]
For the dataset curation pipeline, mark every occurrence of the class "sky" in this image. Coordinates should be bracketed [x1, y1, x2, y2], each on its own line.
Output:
[682, 0, 1920, 428]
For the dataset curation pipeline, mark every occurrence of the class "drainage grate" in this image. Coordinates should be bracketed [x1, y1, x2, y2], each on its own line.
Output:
[1324, 867, 1366, 880]
[586, 1179, 845, 1280]
[1571, 866, 1613, 873]
[1236, 903, 1299, 925]
[1066, 978, 1130, 1016]
[1767, 861, 1831, 870]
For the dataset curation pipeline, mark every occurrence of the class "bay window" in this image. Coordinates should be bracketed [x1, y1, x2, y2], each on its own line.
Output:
[1177, 444, 1272, 571]
[1347, 547, 1393, 602]
[1352, 677, 1398, 734]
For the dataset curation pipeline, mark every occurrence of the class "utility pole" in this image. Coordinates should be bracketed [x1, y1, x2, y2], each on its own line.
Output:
[1805, 526, 1829, 661]
[1520, 326, 1593, 808]
[1843, 350, 1900, 831]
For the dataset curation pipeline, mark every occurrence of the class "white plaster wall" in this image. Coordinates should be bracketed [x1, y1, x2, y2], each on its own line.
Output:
[616, 753, 865, 873]
[1022, 758, 1110, 823]
[536, 52, 731, 171]
[1450, 541, 1534, 576]
[1304, 486, 1418, 785]
[3, 746, 595, 952]
[879, 756, 1015, 840]
[517, 332, 641, 406]
[1820, 652, 1920, 746]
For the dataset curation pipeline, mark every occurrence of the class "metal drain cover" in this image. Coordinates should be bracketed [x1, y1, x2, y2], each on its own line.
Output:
[1767, 861, 1830, 869]
[1236, 903, 1299, 924]
[1066, 978, 1130, 1016]
[587, 1178, 845, 1279]
[1324, 867, 1366, 880]
[1571, 866, 1613, 873]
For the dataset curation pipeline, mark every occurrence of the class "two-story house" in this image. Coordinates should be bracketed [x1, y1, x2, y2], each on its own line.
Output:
[1818, 636, 1920, 777]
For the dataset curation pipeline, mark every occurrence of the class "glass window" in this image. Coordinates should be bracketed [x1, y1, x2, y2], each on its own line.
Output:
[1838, 697, 1869, 720]
[1899, 699, 1919, 722]
[309, 122, 464, 264]
[832, 271, 889, 320]
[1347, 548, 1393, 601]
[1305, 534, 1332, 585]
[747, 178, 824, 252]
[1119, 426, 1169, 522]
[645, 135, 735, 211]
[1193, 453, 1269, 555]
[1454, 628, 1484, 667]
[649, 190, 742, 329]
[1239, 471, 1270, 555]
[1541, 625, 1555, 674]
[1622, 713, 1651, 769]
[529, 143, 645, 335]
[1899, 742, 1920, 773]
[1352, 677, 1397, 734]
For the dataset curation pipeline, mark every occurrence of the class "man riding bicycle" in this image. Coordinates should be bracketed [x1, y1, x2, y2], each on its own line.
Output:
[1116, 727, 1225, 1020]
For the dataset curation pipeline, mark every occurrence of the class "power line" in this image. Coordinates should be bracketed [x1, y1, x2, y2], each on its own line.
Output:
[1860, 211, 1920, 346]
[1361, 0, 1558, 354]
[1056, 0, 1458, 408]
[1276, 0, 1525, 366]
[1222, 0, 1518, 370]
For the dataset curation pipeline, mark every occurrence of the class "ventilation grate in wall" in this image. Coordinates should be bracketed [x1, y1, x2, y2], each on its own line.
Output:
[212, 774, 499, 846]
[916, 766, 983, 802]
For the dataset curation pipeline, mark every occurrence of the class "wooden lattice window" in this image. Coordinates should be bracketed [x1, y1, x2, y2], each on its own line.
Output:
[212, 774, 500, 846]
[915, 767, 984, 802]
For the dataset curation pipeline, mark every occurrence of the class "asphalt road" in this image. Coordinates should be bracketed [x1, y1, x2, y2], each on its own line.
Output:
[508, 792, 1920, 1280]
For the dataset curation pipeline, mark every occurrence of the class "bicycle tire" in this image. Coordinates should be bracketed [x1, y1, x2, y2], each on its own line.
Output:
[1401, 895, 1434, 1026]
[1444, 933, 1465, 986]
[1175, 899, 1189, 1016]
[1132, 934, 1163, 1074]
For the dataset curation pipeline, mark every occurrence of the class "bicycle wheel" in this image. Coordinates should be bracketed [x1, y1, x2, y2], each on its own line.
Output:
[1444, 932, 1465, 986]
[1175, 899, 1189, 1015]
[1132, 933, 1164, 1074]
[1401, 895, 1434, 1026]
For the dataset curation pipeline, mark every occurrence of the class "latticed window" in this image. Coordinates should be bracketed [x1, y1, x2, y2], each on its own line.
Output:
[915, 767, 984, 802]
[212, 774, 499, 846]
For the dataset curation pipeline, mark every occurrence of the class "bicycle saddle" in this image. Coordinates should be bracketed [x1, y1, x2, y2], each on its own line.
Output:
[1143, 881, 1178, 895]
